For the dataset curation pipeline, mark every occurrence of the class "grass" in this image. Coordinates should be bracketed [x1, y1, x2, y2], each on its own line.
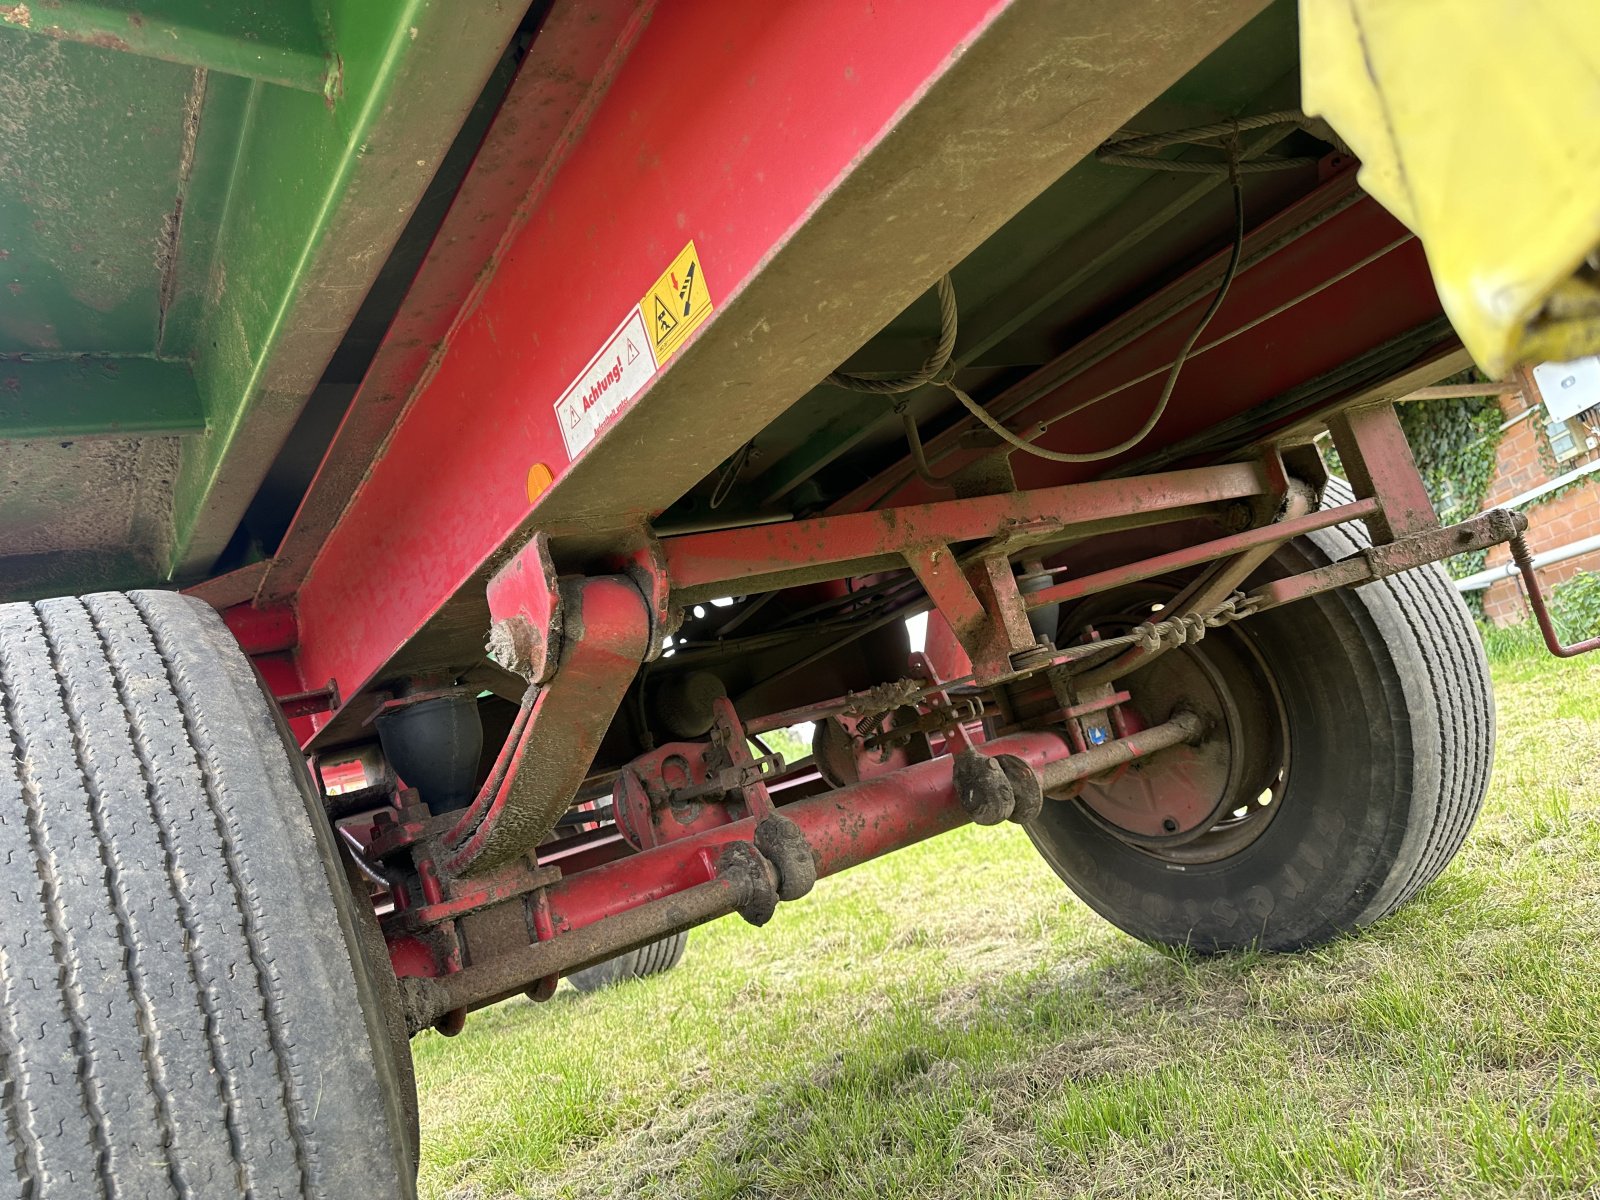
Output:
[414, 639, 1600, 1199]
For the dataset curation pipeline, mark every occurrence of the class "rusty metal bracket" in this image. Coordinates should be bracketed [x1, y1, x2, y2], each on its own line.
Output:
[906, 546, 1037, 682]
[611, 697, 783, 851]
[614, 527, 681, 661]
[908, 651, 979, 756]
[707, 697, 778, 823]
[278, 679, 340, 719]
[367, 795, 434, 860]
[1250, 508, 1527, 612]
[444, 574, 653, 876]
[484, 532, 564, 684]
[384, 860, 561, 936]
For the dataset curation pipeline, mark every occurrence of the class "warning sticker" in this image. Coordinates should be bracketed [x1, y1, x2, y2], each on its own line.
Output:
[639, 241, 713, 363]
[553, 308, 658, 459]
[551, 242, 714, 461]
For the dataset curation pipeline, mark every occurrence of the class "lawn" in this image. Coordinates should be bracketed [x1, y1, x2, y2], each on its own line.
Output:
[415, 641, 1600, 1199]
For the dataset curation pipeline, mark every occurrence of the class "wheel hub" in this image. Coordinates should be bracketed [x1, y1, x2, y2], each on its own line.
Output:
[1063, 594, 1289, 862]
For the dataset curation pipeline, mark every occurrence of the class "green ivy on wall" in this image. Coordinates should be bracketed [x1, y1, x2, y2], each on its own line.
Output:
[1395, 393, 1504, 528]
[1527, 417, 1596, 510]
[1534, 413, 1567, 478]
[1552, 570, 1600, 644]
[1395, 391, 1504, 618]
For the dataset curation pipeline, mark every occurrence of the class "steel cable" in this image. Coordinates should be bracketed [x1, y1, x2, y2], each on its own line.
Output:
[825, 156, 1247, 475]
[943, 166, 1245, 464]
[826, 274, 959, 394]
[1096, 110, 1320, 174]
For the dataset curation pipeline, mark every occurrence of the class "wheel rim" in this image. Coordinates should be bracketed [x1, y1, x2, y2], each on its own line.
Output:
[1061, 586, 1291, 864]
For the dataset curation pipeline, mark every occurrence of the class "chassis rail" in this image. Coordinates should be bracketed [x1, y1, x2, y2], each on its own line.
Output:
[341, 392, 1558, 1035]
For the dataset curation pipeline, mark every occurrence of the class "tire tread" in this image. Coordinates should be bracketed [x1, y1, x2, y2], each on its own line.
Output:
[568, 931, 688, 993]
[0, 603, 120, 1200]
[126, 593, 317, 1196]
[0, 591, 412, 1198]
[1315, 477, 1494, 922]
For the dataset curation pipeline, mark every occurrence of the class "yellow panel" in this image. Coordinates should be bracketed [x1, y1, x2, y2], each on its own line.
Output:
[1301, 0, 1600, 377]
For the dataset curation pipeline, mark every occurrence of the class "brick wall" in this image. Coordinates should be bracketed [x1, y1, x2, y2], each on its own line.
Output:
[1478, 393, 1600, 624]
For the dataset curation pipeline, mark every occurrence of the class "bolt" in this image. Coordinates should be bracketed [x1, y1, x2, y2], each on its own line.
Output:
[1223, 501, 1255, 533]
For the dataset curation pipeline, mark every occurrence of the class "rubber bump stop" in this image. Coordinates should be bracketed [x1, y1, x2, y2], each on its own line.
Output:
[753, 814, 818, 901]
[716, 840, 778, 926]
[995, 754, 1044, 824]
[953, 749, 1014, 826]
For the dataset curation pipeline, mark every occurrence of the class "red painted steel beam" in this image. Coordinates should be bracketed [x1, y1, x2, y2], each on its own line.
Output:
[256, 0, 657, 606]
[1020, 497, 1380, 609]
[219, 602, 298, 656]
[185, 561, 269, 611]
[661, 462, 1269, 604]
[1326, 402, 1437, 542]
[288, 0, 1270, 744]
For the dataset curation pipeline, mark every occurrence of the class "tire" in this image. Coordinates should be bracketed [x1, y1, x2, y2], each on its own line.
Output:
[568, 931, 689, 993]
[1027, 477, 1494, 951]
[0, 591, 416, 1199]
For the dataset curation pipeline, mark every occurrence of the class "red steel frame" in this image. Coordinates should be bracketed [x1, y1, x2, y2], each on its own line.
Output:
[181, 0, 1584, 1024]
[254, 0, 661, 609]
[265, 0, 1273, 742]
[400, 726, 1080, 1025]
[427, 455, 1275, 884]
[356, 360, 1555, 1026]
[293, 0, 1027, 718]
[551, 728, 1075, 931]
[659, 463, 1270, 603]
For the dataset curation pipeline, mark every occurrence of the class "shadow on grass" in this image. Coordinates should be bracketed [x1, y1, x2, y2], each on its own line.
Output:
[667, 863, 1600, 1200]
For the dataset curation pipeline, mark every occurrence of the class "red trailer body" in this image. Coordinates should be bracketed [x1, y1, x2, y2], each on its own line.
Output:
[2, 2, 1596, 1195]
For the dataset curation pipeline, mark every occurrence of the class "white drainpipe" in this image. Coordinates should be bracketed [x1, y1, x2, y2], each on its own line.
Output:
[1455, 534, 1600, 592]
[1444, 457, 1600, 592]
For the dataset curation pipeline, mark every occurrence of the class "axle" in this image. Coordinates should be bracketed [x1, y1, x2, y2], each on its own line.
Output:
[1040, 708, 1203, 794]
[397, 715, 1207, 1032]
